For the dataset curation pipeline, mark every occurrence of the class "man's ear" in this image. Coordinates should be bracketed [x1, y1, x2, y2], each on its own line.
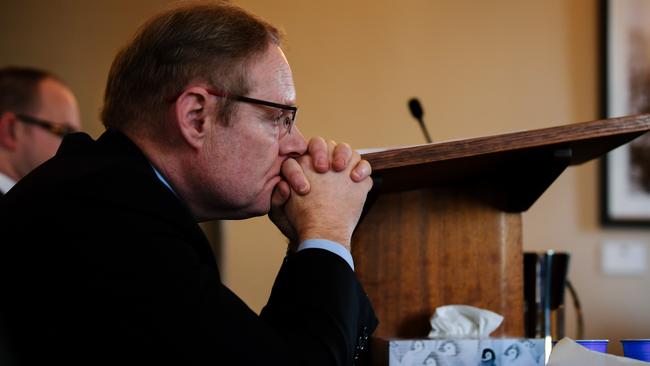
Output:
[0, 112, 18, 151]
[173, 87, 213, 149]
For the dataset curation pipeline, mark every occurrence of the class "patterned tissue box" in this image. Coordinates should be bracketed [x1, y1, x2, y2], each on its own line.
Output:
[382, 338, 545, 366]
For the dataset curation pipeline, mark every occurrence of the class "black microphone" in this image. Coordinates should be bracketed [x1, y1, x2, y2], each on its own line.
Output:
[408, 98, 432, 143]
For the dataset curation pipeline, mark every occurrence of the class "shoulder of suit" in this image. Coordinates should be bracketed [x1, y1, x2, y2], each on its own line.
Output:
[57, 132, 96, 155]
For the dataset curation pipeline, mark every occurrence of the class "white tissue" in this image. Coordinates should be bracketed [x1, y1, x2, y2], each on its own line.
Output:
[427, 305, 504, 339]
[548, 338, 650, 366]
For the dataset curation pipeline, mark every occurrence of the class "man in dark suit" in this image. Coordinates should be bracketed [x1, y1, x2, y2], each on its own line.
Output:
[0, 67, 81, 195]
[0, 2, 376, 366]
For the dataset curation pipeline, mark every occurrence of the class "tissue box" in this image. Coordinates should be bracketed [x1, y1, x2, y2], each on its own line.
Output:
[373, 337, 546, 366]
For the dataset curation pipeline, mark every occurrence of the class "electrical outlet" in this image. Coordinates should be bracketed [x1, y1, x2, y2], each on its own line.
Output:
[601, 240, 647, 276]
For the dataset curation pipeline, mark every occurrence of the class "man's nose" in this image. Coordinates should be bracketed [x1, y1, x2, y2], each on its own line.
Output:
[280, 125, 307, 157]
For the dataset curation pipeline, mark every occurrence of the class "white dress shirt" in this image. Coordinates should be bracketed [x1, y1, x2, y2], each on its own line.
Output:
[0, 172, 16, 195]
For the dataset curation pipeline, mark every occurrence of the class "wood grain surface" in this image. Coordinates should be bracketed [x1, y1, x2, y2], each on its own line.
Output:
[352, 116, 650, 348]
[362, 114, 650, 171]
[353, 187, 523, 338]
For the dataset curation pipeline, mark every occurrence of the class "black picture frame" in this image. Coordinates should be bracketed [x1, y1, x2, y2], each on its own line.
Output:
[600, 0, 650, 227]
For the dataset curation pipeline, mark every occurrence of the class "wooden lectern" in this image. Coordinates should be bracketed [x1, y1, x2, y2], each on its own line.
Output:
[353, 115, 650, 350]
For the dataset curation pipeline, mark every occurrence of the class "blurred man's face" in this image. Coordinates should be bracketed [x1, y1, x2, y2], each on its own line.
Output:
[13, 78, 81, 178]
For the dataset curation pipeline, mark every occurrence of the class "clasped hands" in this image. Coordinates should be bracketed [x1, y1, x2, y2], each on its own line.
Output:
[269, 137, 373, 251]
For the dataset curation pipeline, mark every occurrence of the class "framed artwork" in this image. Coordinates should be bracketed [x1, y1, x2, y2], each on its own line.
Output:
[601, 0, 650, 227]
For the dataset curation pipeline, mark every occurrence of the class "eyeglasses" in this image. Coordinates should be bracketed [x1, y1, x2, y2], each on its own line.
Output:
[15, 114, 77, 138]
[167, 88, 298, 136]
[205, 89, 297, 137]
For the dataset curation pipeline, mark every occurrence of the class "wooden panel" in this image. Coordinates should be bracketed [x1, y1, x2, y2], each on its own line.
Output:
[352, 116, 650, 345]
[362, 114, 650, 171]
[360, 115, 650, 215]
[366, 145, 572, 213]
[353, 186, 524, 338]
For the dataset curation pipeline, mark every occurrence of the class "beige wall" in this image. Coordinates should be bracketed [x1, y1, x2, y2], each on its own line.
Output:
[2, 0, 648, 356]
[0, 0, 171, 138]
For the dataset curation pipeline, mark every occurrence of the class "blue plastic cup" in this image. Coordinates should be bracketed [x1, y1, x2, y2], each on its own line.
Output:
[621, 339, 650, 362]
[575, 340, 609, 353]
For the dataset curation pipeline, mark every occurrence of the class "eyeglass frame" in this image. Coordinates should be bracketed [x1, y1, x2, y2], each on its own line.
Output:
[15, 113, 78, 138]
[167, 88, 298, 136]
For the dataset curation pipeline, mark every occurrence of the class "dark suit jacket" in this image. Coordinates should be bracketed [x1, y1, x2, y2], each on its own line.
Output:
[0, 130, 377, 365]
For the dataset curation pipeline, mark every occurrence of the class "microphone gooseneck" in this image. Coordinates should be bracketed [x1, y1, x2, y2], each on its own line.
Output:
[408, 98, 432, 143]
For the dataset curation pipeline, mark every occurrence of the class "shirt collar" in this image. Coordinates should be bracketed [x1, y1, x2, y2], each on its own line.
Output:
[0, 171, 16, 194]
[150, 164, 177, 195]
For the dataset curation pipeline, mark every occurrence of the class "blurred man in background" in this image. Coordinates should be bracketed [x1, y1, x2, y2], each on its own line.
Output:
[0, 66, 81, 195]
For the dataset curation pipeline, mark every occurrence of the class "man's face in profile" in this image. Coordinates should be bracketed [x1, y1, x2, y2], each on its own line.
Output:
[13, 77, 81, 178]
[199, 44, 307, 218]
